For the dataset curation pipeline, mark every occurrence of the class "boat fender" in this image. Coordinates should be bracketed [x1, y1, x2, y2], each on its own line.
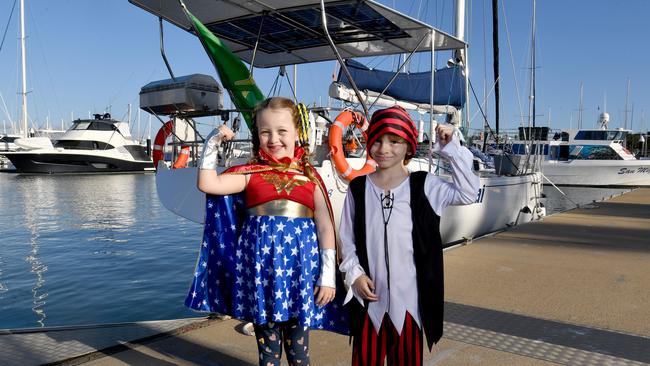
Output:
[152, 120, 190, 170]
[328, 110, 376, 181]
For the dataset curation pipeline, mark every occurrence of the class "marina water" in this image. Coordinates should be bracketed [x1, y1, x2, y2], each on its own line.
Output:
[0, 173, 630, 330]
[0, 173, 201, 329]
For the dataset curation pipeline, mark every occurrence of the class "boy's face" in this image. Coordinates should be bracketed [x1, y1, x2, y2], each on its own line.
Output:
[369, 133, 409, 169]
[257, 108, 297, 160]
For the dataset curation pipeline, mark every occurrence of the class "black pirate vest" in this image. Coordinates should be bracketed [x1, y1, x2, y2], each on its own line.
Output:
[347, 171, 444, 351]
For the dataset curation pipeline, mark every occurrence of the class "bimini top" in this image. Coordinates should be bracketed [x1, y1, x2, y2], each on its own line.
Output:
[128, 0, 466, 68]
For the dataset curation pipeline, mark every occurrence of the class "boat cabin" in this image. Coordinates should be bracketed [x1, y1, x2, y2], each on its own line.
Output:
[510, 127, 635, 162]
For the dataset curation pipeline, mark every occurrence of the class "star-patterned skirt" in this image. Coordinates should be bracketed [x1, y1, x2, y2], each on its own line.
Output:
[185, 193, 348, 335]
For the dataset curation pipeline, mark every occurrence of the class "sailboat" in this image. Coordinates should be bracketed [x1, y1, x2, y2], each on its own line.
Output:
[1, 0, 154, 174]
[130, 0, 545, 245]
[501, 1, 650, 188]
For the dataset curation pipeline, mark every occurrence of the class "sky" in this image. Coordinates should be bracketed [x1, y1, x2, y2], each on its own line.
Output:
[1, 0, 650, 140]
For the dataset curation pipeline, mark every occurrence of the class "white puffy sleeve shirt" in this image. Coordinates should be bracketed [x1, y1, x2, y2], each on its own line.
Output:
[338, 138, 480, 334]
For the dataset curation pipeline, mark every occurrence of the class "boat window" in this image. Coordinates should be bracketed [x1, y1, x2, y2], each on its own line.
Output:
[0, 135, 18, 143]
[569, 145, 621, 160]
[570, 145, 583, 157]
[559, 145, 570, 160]
[88, 122, 115, 131]
[574, 130, 627, 141]
[122, 145, 151, 161]
[73, 122, 91, 130]
[53, 140, 114, 150]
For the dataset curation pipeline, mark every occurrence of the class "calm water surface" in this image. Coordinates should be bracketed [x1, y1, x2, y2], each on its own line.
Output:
[0, 173, 631, 329]
[0, 173, 201, 329]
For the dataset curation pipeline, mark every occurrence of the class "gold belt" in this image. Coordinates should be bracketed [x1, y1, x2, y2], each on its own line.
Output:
[247, 199, 314, 218]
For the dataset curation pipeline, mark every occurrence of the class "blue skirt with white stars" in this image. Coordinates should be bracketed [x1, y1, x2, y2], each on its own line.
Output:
[185, 193, 348, 335]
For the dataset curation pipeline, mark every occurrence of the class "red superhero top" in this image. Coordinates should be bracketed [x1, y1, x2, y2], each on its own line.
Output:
[223, 147, 318, 211]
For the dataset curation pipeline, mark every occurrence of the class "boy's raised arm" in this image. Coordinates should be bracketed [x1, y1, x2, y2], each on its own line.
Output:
[425, 126, 481, 214]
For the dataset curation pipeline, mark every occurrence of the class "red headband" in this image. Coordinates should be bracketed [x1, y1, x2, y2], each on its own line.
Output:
[367, 106, 418, 156]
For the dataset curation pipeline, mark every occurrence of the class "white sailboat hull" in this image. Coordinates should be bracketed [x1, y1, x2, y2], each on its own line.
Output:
[542, 160, 650, 187]
[156, 160, 544, 245]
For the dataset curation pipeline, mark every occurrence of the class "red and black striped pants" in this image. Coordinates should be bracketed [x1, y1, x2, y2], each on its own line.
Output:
[351, 312, 423, 366]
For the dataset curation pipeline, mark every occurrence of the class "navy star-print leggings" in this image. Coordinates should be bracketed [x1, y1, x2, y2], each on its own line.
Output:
[254, 318, 310, 366]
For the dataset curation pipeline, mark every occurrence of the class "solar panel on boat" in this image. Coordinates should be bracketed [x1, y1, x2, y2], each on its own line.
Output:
[128, 0, 467, 67]
[206, 2, 408, 54]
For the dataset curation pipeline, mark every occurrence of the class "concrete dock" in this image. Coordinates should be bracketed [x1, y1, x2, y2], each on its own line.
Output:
[3, 189, 649, 365]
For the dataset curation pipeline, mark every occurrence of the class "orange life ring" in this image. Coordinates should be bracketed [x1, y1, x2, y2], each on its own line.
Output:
[152, 120, 190, 170]
[328, 110, 376, 181]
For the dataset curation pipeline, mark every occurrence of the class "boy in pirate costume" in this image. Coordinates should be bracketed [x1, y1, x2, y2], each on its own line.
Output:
[187, 97, 347, 366]
[339, 106, 479, 365]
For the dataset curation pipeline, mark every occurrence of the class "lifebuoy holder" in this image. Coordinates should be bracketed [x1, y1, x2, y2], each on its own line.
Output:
[152, 120, 190, 170]
[328, 110, 376, 181]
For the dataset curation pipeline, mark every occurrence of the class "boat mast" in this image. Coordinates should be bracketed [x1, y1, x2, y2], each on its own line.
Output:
[455, 0, 466, 50]
[455, 0, 469, 129]
[20, 0, 28, 138]
[578, 81, 584, 129]
[491, 0, 500, 143]
[624, 78, 630, 130]
[529, 0, 536, 127]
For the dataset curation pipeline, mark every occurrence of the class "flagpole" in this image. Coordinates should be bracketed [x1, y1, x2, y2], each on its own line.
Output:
[178, 0, 264, 129]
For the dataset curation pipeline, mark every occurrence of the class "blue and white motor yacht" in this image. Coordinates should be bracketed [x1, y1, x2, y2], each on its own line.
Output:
[508, 114, 650, 187]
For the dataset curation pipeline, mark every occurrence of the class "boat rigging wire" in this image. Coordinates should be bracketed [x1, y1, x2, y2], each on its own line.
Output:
[541, 172, 580, 208]
[500, 0, 526, 128]
[0, 0, 17, 55]
[319, 0, 368, 117]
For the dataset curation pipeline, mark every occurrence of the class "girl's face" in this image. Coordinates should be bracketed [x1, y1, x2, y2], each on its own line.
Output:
[257, 107, 297, 160]
[369, 133, 409, 169]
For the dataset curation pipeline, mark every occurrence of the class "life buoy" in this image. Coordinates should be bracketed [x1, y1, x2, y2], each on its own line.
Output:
[328, 110, 376, 181]
[152, 120, 190, 170]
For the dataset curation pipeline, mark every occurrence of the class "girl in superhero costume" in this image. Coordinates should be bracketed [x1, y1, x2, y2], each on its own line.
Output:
[187, 97, 347, 366]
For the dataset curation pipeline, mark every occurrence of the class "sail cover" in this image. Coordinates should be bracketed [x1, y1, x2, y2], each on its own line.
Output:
[128, 0, 466, 68]
[337, 60, 465, 107]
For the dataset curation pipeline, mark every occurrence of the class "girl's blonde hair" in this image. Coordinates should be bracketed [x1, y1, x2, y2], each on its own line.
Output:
[249, 97, 316, 182]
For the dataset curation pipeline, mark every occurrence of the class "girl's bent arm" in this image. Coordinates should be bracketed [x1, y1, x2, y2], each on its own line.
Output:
[196, 125, 247, 195]
[197, 170, 247, 195]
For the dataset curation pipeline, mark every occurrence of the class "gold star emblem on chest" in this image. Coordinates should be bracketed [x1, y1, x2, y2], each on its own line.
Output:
[260, 173, 308, 195]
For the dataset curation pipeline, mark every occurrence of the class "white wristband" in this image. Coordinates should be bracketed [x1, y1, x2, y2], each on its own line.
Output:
[316, 248, 337, 288]
[199, 129, 223, 170]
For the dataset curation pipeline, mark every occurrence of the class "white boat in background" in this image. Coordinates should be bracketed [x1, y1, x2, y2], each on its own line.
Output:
[132, 0, 545, 246]
[508, 113, 650, 187]
[0, 134, 21, 152]
[0, 134, 20, 168]
[2, 113, 154, 174]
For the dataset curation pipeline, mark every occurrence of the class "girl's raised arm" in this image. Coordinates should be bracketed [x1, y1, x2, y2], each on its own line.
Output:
[197, 125, 248, 195]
